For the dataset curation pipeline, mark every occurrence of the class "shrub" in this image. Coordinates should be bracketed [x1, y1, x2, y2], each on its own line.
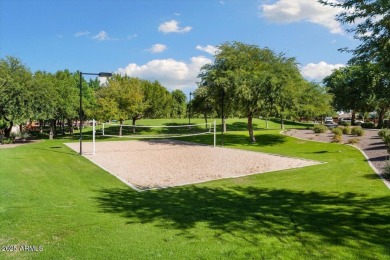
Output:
[332, 134, 343, 143]
[19, 131, 30, 141]
[1, 138, 13, 144]
[351, 127, 365, 136]
[9, 132, 17, 140]
[313, 124, 328, 133]
[332, 127, 343, 136]
[383, 160, 390, 180]
[342, 126, 351, 135]
[379, 129, 390, 154]
[378, 128, 390, 138]
[340, 121, 351, 126]
[348, 138, 360, 144]
[361, 122, 375, 128]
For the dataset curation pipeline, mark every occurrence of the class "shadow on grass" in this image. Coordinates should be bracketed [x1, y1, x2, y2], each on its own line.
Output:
[180, 132, 288, 147]
[95, 186, 390, 255]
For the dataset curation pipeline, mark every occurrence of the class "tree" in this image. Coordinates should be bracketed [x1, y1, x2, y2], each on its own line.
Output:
[198, 41, 305, 142]
[191, 85, 216, 124]
[171, 89, 187, 118]
[143, 81, 172, 118]
[96, 75, 147, 135]
[0, 56, 33, 137]
[320, 0, 390, 67]
[323, 64, 380, 124]
[320, 0, 390, 126]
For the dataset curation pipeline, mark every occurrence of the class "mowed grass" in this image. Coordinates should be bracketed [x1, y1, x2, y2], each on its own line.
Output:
[0, 118, 389, 259]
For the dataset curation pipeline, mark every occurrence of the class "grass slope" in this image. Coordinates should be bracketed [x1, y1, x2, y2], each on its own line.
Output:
[0, 119, 389, 259]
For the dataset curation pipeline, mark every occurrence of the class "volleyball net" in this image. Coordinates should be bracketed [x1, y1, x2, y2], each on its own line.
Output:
[100, 121, 216, 144]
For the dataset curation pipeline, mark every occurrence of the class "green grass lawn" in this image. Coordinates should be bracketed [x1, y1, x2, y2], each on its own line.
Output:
[0, 118, 389, 259]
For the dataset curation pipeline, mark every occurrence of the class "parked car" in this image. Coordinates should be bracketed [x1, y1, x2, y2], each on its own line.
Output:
[325, 120, 338, 128]
[339, 118, 351, 125]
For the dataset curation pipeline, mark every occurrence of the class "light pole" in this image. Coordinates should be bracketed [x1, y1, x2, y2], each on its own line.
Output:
[221, 88, 224, 146]
[188, 92, 192, 125]
[79, 71, 112, 155]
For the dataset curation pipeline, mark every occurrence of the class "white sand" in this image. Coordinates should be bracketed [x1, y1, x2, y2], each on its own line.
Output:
[65, 140, 321, 190]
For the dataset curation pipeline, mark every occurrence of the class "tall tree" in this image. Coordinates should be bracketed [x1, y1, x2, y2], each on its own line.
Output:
[143, 81, 172, 118]
[171, 89, 187, 118]
[0, 56, 33, 137]
[199, 42, 304, 142]
[323, 64, 379, 124]
[320, 0, 390, 67]
[96, 75, 147, 135]
[191, 85, 215, 124]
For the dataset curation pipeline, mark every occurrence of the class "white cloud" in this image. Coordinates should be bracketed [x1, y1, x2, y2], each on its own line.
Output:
[127, 34, 138, 40]
[93, 31, 110, 41]
[300, 61, 345, 81]
[149, 44, 167, 53]
[75, 31, 90, 37]
[196, 45, 218, 55]
[260, 0, 343, 34]
[116, 56, 212, 90]
[158, 20, 192, 33]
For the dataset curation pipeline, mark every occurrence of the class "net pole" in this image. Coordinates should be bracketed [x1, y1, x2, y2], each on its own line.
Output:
[93, 119, 96, 155]
[214, 120, 216, 147]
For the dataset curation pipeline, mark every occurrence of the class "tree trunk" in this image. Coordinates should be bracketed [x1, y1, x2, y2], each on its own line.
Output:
[280, 116, 284, 130]
[68, 119, 74, 135]
[222, 117, 226, 133]
[49, 119, 54, 140]
[119, 119, 123, 136]
[351, 110, 356, 125]
[4, 121, 13, 138]
[248, 113, 256, 143]
[377, 107, 388, 128]
[39, 119, 44, 134]
[265, 117, 269, 129]
[132, 117, 137, 134]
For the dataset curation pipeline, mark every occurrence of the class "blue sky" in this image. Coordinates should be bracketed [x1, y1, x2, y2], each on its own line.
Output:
[0, 0, 358, 95]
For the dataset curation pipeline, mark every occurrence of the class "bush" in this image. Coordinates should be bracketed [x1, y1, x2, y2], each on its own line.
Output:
[332, 127, 343, 136]
[342, 126, 351, 135]
[340, 121, 351, 126]
[19, 131, 30, 141]
[313, 124, 328, 133]
[361, 122, 375, 128]
[332, 134, 343, 143]
[351, 127, 365, 136]
[383, 160, 390, 180]
[1, 138, 13, 144]
[348, 138, 360, 144]
[378, 128, 390, 138]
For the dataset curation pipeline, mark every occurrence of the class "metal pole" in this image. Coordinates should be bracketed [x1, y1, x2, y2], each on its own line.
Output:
[93, 119, 96, 155]
[214, 120, 216, 148]
[188, 92, 192, 125]
[79, 72, 83, 155]
[221, 89, 224, 146]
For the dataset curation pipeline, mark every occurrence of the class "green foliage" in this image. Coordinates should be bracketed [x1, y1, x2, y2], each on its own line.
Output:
[332, 127, 343, 136]
[383, 160, 390, 180]
[361, 122, 375, 128]
[378, 129, 390, 153]
[171, 89, 187, 118]
[1, 137, 13, 144]
[342, 126, 351, 135]
[351, 127, 365, 137]
[313, 124, 328, 133]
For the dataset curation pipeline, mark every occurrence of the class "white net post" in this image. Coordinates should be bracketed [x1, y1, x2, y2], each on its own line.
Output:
[214, 120, 216, 147]
[93, 119, 96, 155]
